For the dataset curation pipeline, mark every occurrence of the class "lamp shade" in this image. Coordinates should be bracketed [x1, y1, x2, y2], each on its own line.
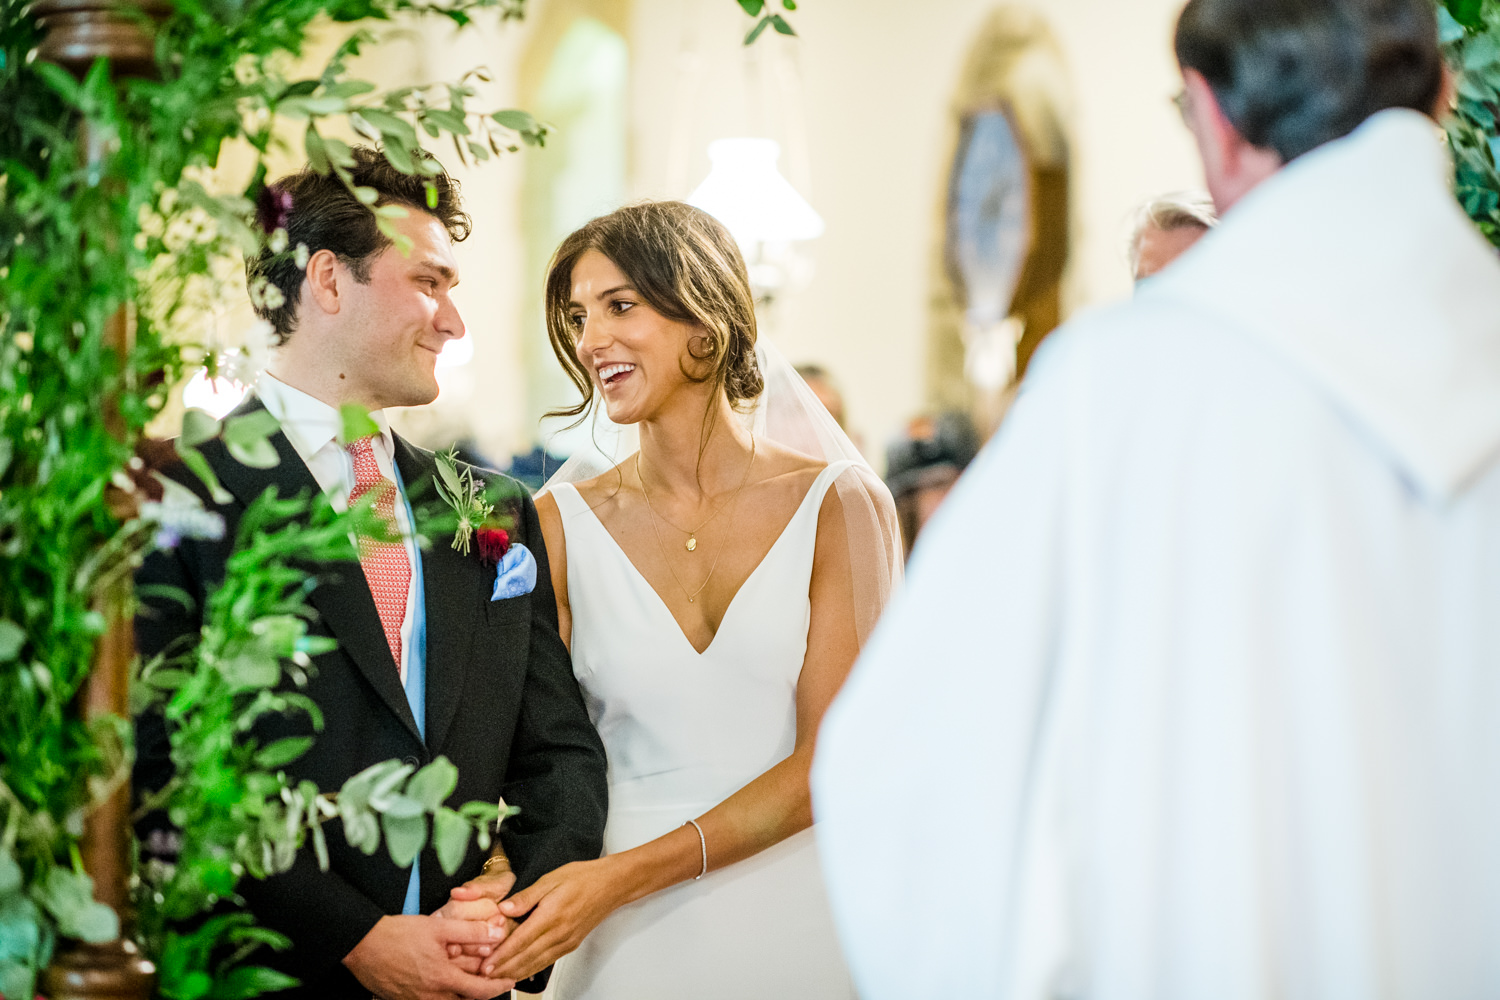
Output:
[688, 138, 824, 247]
[181, 368, 247, 419]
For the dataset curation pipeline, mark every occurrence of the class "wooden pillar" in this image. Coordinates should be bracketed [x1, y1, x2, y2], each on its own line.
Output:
[32, 3, 167, 997]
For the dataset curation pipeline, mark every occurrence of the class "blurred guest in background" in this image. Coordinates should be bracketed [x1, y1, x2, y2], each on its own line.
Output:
[1128, 191, 1217, 281]
[884, 412, 980, 560]
[815, 0, 1500, 997]
[794, 363, 847, 428]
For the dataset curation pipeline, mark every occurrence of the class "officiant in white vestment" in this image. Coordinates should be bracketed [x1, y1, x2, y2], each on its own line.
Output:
[813, 1, 1500, 998]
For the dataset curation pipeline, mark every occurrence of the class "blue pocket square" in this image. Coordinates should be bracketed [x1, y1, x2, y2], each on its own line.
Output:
[490, 543, 538, 601]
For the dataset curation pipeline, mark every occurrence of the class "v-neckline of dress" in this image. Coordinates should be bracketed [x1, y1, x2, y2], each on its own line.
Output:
[562, 461, 846, 657]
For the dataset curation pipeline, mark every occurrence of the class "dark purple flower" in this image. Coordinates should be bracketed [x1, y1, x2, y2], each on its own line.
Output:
[256, 184, 293, 235]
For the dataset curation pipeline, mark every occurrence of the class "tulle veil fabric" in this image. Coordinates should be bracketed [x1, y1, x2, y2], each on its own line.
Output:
[540, 338, 902, 645]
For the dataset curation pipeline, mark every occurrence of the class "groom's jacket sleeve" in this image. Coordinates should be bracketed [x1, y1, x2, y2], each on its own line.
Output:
[497, 491, 609, 894]
[133, 460, 389, 990]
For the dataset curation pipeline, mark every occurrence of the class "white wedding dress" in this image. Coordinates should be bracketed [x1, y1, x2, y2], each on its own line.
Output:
[541, 460, 859, 1000]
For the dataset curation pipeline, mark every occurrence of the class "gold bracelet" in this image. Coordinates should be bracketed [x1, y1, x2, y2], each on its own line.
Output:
[481, 855, 512, 876]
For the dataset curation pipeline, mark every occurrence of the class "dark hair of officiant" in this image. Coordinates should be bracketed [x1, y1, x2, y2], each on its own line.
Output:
[885, 411, 980, 561]
[543, 201, 764, 423]
[247, 145, 472, 345]
[1175, 0, 1443, 162]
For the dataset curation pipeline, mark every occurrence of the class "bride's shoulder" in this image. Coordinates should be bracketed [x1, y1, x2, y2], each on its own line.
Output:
[753, 438, 827, 485]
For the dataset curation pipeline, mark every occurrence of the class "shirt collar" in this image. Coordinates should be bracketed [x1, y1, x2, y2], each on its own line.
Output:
[255, 371, 393, 463]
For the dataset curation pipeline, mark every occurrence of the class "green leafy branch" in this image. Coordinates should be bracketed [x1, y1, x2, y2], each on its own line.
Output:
[738, 0, 799, 45]
[1441, 0, 1500, 246]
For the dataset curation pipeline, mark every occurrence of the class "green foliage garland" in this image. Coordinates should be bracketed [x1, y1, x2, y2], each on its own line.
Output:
[1442, 0, 1500, 247]
[2, 0, 792, 995]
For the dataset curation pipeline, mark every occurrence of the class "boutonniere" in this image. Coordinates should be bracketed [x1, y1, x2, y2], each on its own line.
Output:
[434, 448, 493, 558]
[476, 526, 510, 567]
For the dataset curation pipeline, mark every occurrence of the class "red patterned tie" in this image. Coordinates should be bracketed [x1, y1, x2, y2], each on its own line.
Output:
[346, 436, 411, 681]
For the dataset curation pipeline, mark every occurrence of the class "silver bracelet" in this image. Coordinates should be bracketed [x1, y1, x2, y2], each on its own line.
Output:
[683, 819, 707, 880]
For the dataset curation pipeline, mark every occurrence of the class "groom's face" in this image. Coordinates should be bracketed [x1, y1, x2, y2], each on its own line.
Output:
[326, 208, 464, 410]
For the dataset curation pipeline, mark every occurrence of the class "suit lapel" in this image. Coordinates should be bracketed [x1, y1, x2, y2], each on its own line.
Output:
[210, 396, 423, 745]
[394, 436, 480, 754]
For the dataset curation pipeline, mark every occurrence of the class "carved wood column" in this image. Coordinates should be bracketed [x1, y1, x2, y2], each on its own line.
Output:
[32, 2, 168, 997]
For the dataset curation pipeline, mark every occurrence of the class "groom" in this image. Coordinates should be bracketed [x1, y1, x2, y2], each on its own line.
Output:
[134, 148, 608, 999]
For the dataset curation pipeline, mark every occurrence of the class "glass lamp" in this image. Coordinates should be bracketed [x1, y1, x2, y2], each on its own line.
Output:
[688, 138, 824, 248]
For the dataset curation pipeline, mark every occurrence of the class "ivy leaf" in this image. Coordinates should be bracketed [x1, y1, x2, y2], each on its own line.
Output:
[0, 620, 23, 664]
[254, 737, 313, 769]
[339, 404, 380, 445]
[432, 807, 469, 875]
[406, 756, 458, 812]
[381, 811, 427, 867]
[770, 13, 796, 36]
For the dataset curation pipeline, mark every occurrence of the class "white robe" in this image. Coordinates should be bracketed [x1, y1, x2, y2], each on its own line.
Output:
[812, 109, 1500, 1000]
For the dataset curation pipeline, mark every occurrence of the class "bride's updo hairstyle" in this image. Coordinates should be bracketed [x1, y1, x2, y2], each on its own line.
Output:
[544, 201, 764, 421]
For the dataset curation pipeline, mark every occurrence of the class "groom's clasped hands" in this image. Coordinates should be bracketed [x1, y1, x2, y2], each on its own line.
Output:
[438, 858, 624, 987]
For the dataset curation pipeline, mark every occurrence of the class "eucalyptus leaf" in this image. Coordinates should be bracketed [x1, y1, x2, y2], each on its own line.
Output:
[213, 964, 300, 999]
[383, 141, 416, 174]
[492, 109, 538, 132]
[378, 794, 425, 820]
[381, 812, 427, 868]
[355, 109, 420, 148]
[367, 761, 416, 812]
[181, 409, 223, 448]
[0, 851, 21, 899]
[432, 807, 470, 875]
[254, 737, 313, 769]
[0, 620, 23, 664]
[406, 757, 458, 812]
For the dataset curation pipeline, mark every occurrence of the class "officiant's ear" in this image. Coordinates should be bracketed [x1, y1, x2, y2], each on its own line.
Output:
[304, 247, 345, 318]
[1433, 62, 1457, 123]
[1181, 69, 1283, 215]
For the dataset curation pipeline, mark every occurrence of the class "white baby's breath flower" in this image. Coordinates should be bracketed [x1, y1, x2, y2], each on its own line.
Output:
[268, 228, 289, 254]
[133, 232, 149, 251]
[233, 54, 261, 86]
[293, 243, 309, 269]
[137, 203, 164, 238]
[243, 318, 276, 372]
[163, 216, 195, 253]
[261, 284, 285, 310]
[247, 276, 267, 308]
[159, 188, 178, 214]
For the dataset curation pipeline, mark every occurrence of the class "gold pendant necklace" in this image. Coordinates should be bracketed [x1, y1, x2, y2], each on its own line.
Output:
[639, 437, 756, 602]
[639, 439, 756, 554]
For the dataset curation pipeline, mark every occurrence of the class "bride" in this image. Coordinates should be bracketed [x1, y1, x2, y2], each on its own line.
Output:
[456, 201, 900, 998]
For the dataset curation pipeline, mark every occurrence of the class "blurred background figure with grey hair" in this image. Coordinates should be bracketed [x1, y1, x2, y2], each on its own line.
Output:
[1128, 191, 1217, 281]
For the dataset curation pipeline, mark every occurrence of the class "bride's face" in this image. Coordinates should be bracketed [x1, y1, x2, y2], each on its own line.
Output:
[568, 250, 707, 425]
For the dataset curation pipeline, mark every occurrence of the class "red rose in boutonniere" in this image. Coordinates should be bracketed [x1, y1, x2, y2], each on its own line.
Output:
[476, 527, 510, 567]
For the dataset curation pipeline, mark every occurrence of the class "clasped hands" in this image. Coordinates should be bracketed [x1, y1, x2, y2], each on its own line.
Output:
[439, 857, 627, 986]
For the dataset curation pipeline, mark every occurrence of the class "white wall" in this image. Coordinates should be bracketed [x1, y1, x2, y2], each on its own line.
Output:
[187, 1, 1206, 465]
[613, 0, 1204, 459]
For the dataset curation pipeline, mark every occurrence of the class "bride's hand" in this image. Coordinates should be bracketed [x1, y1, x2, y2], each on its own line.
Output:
[480, 859, 626, 980]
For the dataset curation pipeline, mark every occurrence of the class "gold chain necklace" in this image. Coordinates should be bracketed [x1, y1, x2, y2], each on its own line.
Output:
[638, 437, 756, 603]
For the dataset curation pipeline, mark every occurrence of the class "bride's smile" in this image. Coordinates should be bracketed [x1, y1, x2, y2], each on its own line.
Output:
[568, 249, 712, 426]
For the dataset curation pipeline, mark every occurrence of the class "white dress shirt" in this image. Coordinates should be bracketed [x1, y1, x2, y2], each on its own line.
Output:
[255, 372, 419, 682]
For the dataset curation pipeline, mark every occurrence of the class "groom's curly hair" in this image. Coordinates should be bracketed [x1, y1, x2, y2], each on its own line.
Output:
[543, 201, 764, 427]
[248, 145, 472, 344]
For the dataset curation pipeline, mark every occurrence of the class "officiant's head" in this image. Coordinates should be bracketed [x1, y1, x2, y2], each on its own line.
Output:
[1173, 0, 1444, 213]
[248, 146, 472, 411]
[544, 201, 763, 430]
